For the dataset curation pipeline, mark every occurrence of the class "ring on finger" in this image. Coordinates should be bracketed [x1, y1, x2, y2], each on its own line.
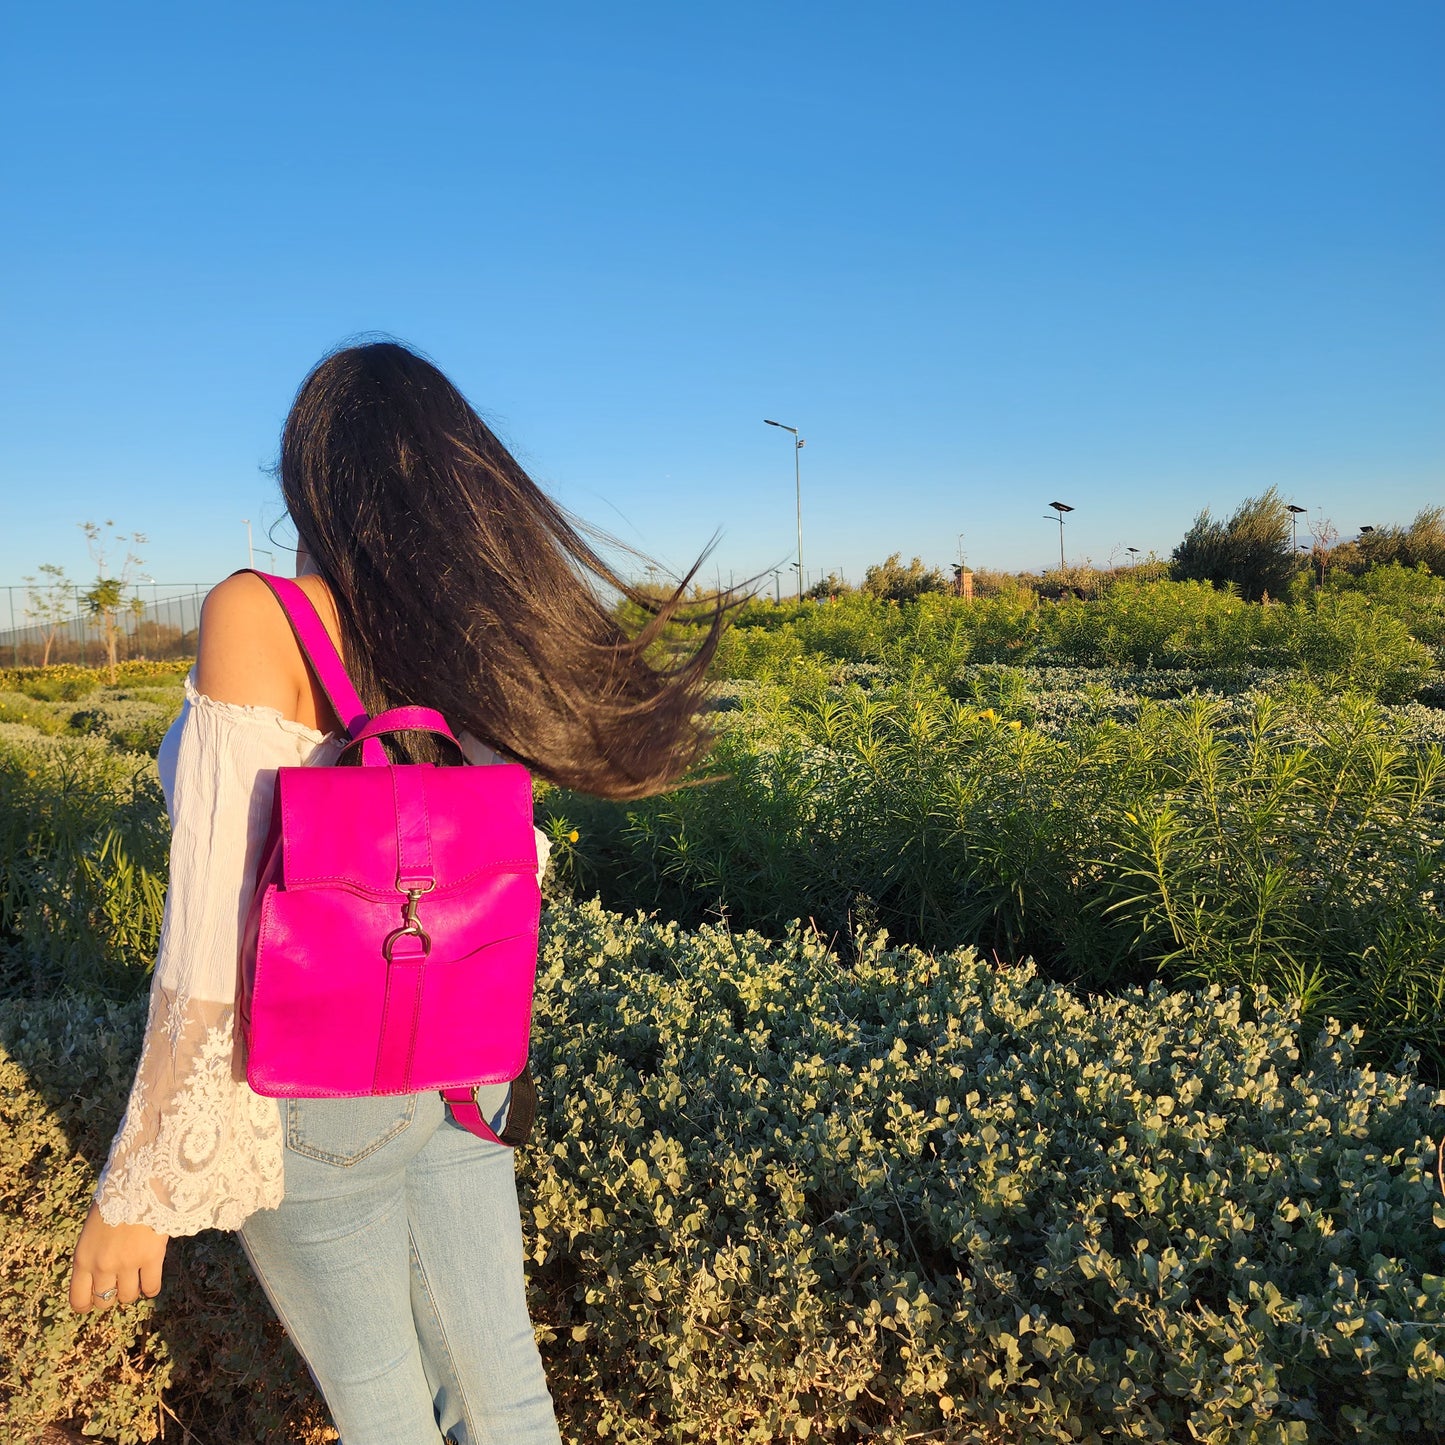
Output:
[93, 1287, 118, 1302]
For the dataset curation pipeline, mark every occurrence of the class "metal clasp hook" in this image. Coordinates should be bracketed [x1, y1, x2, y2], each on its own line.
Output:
[383, 885, 433, 963]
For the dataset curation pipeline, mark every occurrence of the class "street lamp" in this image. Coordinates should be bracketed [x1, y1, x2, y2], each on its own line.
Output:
[1126, 547, 1139, 567]
[1043, 501, 1074, 573]
[764, 419, 805, 602]
[1286, 503, 1306, 554]
[242, 519, 276, 569]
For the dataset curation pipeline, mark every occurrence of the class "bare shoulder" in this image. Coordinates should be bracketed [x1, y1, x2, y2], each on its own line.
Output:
[195, 573, 307, 716]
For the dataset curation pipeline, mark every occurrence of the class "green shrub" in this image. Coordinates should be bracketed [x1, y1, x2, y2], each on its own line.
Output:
[67, 698, 176, 754]
[860, 552, 948, 602]
[1171, 488, 1304, 602]
[546, 686, 1445, 1080]
[4, 905, 1443, 1442]
[0, 729, 168, 995]
[526, 905, 1445, 1442]
[1041, 581, 1265, 672]
[1330, 564, 1445, 657]
[1270, 592, 1435, 702]
[1353, 508, 1445, 581]
[0, 691, 71, 734]
[711, 624, 811, 683]
[713, 586, 1439, 700]
[6, 673, 100, 702]
[111, 684, 187, 708]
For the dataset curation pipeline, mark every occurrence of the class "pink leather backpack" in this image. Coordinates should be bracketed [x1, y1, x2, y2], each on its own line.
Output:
[237, 572, 540, 1147]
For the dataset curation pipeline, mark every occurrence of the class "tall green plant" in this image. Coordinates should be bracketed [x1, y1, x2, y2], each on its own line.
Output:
[545, 685, 1445, 1079]
[0, 731, 167, 995]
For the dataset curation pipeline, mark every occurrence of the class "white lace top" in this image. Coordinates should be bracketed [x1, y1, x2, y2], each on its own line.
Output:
[95, 672, 548, 1236]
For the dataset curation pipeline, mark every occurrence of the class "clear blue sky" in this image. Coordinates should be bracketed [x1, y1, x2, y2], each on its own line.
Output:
[3, 1, 1441, 592]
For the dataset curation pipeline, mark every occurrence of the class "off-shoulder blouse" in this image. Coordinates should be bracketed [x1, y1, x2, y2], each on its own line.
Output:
[94, 672, 548, 1236]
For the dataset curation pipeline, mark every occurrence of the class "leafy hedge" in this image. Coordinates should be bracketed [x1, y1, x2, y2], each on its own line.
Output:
[545, 685, 1445, 1082]
[4, 903, 1443, 1442]
[0, 660, 191, 700]
[714, 579, 1440, 701]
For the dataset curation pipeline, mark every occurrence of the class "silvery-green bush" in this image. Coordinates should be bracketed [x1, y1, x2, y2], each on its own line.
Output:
[6, 902, 1442, 1442]
[523, 903, 1445, 1442]
[67, 697, 174, 754]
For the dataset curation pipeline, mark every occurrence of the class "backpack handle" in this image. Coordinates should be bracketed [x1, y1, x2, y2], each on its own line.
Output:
[338, 707, 467, 765]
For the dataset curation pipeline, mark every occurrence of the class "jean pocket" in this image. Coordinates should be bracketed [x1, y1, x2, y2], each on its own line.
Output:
[285, 1094, 418, 1166]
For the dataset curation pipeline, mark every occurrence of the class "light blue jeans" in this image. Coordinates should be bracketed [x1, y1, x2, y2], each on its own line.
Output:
[239, 1086, 561, 1445]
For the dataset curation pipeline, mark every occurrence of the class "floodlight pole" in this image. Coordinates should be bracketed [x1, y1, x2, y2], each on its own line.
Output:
[765, 419, 805, 601]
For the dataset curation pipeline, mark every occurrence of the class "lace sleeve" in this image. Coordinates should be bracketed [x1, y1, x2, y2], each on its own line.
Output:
[95, 992, 285, 1233]
[95, 686, 339, 1235]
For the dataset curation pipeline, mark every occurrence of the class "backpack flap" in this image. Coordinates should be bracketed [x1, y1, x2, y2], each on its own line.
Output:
[276, 761, 538, 893]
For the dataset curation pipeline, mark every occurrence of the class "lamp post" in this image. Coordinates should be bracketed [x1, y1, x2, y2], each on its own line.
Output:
[1044, 501, 1074, 573]
[764, 419, 805, 601]
[242, 519, 277, 569]
[1286, 504, 1306, 555]
[1126, 546, 1139, 567]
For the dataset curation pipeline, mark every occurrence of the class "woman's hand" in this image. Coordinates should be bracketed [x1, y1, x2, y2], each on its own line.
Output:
[69, 1202, 169, 1312]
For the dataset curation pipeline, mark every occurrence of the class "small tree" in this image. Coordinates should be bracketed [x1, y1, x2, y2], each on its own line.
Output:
[860, 553, 947, 603]
[80, 520, 147, 682]
[1171, 487, 1302, 602]
[804, 571, 849, 602]
[21, 563, 75, 666]
[1307, 514, 1340, 588]
[1357, 507, 1445, 577]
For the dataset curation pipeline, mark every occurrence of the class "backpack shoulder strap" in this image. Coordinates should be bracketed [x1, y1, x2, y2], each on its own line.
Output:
[239, 570, 372, 745]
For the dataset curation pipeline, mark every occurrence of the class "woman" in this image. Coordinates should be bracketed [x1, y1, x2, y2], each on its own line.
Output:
[67, 341, 729, 1444]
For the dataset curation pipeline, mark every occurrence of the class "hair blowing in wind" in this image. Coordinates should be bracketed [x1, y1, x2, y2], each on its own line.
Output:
[279, 341, 733, 797]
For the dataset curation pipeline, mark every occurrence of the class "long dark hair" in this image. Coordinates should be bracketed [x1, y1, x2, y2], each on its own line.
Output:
[279, 340, 733, 798]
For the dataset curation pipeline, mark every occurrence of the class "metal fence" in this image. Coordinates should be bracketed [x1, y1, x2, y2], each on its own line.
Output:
[0, 583, 218, 668]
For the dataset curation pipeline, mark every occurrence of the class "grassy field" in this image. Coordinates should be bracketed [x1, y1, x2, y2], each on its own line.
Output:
[2, 583, 1443, 1442]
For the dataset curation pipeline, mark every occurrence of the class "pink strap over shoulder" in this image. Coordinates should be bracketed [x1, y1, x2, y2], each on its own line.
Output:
[243, 571, 459, 768]
[245, 572, 368, 729]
